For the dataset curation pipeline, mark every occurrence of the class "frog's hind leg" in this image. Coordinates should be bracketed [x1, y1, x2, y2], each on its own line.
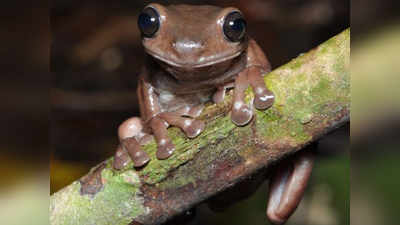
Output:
[266, 150, 314, 224]
[113, 117, 150, 169]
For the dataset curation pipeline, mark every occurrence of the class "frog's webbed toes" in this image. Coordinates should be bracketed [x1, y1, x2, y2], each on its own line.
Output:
[121, 137, 150, 167]
[231, 101, 253, 126]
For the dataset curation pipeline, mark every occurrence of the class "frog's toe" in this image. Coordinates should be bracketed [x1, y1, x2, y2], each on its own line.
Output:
[156, 140, 176, 160]
[113, 145, 131, 170]
[131, 148, 150, 167]
[254, 88, 274, 110]
[183, 119, 205, 138]
[231, 102, 253, 126]
[159, 112, 205, 138]
[122, 137, 150, 167]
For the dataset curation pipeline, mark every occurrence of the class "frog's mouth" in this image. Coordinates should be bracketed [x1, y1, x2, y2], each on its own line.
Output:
[146, 49, 243, 69]
[151, 50, 247, 84]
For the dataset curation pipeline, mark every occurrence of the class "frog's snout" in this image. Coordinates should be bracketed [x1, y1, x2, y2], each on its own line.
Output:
[173, 39, 205, 53]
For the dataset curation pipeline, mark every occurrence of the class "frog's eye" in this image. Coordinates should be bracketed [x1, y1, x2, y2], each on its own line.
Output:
[223, 11, 247, 42]
[138, 7, 160, 38]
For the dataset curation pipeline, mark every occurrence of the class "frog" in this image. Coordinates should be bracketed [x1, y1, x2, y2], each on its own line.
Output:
[113, 3, 275, 167]
[112, 4, 314, 224]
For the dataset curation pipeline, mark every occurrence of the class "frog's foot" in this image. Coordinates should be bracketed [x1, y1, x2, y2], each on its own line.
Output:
[248, 67, 274, 110]
[159, 112, 205, 139]
[231, 67, 274, 126]
[231, 70, 253, 126]
[153, 106, 205, 159]
[267, 151, 314, 224]
[113, 145, 131, 170]
[150, 116, 176, 160]
[113, 117, 150, 169]
[121, 137, 150, 167]
[113, 140, 150, 169]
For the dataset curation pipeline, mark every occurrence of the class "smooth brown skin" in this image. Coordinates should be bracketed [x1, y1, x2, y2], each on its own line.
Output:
[267, 151, 315, 224]
[112, 4, 313, 224]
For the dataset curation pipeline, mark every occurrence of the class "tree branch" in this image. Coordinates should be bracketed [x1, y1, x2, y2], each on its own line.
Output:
[50, 29, 350, 225]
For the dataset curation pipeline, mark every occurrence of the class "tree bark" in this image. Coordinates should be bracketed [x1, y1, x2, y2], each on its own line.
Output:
[50, 29, 350, 225]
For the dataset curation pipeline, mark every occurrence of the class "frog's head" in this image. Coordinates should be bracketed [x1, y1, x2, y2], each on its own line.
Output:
[138, 3, 248, 81]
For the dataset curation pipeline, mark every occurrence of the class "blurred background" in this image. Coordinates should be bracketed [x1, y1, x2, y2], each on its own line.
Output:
[0, 2, 49, 225]
[351, 1, 400, 225]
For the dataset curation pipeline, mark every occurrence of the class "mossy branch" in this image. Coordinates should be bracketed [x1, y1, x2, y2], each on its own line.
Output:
[50, 29, 350, 225]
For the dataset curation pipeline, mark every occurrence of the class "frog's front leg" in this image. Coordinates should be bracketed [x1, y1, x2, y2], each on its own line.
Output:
[135, 76, 178, 161]
[248, 66, 275, 110]
[246, 39, 275, 110]
[113, 75, 163, 169]
[115, 76, 207, 168]
[230, 39, 274, 125]
[231, 69, 253, 125]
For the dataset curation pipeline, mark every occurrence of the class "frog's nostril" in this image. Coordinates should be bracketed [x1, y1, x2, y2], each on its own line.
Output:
[173, 40, 204, 54]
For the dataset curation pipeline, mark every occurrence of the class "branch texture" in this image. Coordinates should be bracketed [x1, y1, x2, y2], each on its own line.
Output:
[50, 29, 350, 225]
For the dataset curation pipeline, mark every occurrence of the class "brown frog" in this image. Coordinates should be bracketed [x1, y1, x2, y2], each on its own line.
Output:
[112, 4, 314, 224]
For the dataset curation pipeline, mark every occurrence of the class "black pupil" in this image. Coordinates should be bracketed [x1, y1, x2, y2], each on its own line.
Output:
[138, 8, 159, 37]
[231, 19, 244, 31]
[223, 12, 246, 42]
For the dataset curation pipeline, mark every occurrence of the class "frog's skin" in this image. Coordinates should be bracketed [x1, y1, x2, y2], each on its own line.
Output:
[112, 4, 314, 224]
